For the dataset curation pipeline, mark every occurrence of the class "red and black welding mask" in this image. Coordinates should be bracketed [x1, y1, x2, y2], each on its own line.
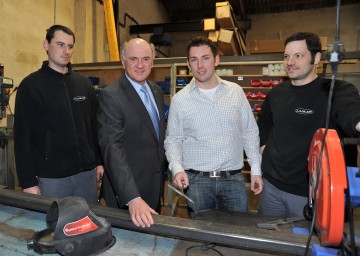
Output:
[28, 196, 116, 255]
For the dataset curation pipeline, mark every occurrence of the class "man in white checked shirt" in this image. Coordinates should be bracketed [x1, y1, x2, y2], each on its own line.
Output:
[165, 37, 263, 218]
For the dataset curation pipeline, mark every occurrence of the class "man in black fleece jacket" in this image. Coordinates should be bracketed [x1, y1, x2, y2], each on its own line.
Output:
[14, 25, 104, 204]
[258, 32, 360, 218]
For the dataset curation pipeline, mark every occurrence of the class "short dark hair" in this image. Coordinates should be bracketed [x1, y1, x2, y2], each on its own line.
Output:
[285, 32, 321, 64]
[46, 25, 75, 44]
[186, 36, 218, 60]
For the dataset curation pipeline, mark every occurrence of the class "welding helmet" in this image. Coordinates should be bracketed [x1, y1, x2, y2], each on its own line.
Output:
[28, 196, 116, 255]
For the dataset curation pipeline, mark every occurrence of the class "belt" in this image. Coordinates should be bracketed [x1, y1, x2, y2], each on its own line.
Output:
[186, 169, 241, 178]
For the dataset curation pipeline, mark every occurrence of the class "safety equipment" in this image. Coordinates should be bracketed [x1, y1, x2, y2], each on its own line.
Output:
[28, 196, 116, 255]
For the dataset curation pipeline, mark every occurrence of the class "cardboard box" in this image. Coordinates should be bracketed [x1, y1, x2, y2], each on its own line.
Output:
[208, 30, 225, 55]
[218, 28, 240, 55]
[250, 39, 284, 54]
[204, 18, 216, 31]
[250, 37, 328, 54]
[215, 1, 246, 55]
[208, 30, 220, 42]
[216, 1, 230, 7]
[177, 68, 188, 75]
[216, 4, 236, 28]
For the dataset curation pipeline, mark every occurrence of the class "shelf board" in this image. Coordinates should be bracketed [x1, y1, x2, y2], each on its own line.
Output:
[241, 86, 274, 89]
[175, 86, 276, 89]
[175, 74, 286, 77]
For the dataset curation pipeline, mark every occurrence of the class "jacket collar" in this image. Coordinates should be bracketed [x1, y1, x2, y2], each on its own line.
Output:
[41, 61, 73, 76]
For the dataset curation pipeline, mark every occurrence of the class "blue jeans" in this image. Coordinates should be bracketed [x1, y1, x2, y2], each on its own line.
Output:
[38, 168, 98, 205]
[185, 171, 248, 218]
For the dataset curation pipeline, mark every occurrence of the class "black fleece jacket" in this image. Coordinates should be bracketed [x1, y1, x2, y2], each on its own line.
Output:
[14, 61, 101, 189]
[258, 76, 360, 196]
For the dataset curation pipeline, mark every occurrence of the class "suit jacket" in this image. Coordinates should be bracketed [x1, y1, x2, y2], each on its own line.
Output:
[97, 74, 166, 210]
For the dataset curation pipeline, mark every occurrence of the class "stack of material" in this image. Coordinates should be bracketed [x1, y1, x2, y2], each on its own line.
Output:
[204, 1, 246, 56]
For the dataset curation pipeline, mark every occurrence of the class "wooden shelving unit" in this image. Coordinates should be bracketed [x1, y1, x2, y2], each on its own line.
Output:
[172, 61, 288, 114]
[72, 61, 172, 106]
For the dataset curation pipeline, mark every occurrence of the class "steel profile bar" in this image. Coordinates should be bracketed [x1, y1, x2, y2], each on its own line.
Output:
[0, 189, 312, 255]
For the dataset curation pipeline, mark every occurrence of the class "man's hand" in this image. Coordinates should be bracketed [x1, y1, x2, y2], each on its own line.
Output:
[23, 186, 41, 195]
[96, 165, 104, 182]
[96, 165, 104, 189]
[251, 175, 263, 195]
[128, 198, 158, 228]
[259, 145, 266, 154]
[356, 122, 360, 133]
[173, 171, 189, 189]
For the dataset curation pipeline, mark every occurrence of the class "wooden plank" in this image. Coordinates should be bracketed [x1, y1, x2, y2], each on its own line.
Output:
[103, 0, 120, 61]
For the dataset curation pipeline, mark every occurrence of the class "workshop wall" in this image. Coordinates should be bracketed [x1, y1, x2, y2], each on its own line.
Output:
[0, 0, 168, 127]
[246, 4, 360, 53]
[0, 0, 106, 127]
[245, 4, 360, 90]
[118, 0, 168, 47]
[72, 0, 107, 64]
[153, 4, 360, 59]
[0, 0, 73, 126]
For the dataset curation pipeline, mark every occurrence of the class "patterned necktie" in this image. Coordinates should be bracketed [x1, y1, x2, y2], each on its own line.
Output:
[140, 86, 160, 139]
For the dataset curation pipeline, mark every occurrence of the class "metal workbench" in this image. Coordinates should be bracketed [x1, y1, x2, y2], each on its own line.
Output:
[0, 189, 325, 256]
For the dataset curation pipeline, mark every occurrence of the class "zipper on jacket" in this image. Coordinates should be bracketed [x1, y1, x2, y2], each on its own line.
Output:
[45, 131, 51, 160]
[63, 75, 83, 169]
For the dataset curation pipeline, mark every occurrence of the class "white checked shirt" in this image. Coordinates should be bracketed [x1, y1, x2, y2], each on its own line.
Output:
[165, 75, 262, 176]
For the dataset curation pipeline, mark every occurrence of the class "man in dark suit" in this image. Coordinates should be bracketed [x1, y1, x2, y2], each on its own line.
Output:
[97, 38, 166, 228]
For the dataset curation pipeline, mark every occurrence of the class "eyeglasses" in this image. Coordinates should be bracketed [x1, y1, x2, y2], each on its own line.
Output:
[127, 56, 152, 64]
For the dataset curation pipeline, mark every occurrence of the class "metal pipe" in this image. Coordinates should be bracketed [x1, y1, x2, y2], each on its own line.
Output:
[0, 189, 313, 255]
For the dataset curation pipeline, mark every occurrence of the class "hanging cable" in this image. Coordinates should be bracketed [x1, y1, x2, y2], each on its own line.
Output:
[303, 0, 344, 255]
[303, 76, 336, 256]
[185, 243, 224, 256]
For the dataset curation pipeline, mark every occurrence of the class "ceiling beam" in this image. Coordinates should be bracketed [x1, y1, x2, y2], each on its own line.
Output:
[167, 8, 215, 22]
[246, 0, 331, 8]
[129, 21, 204, 35]
[238, 0, 246, 19]
[129, 19, 251, 35]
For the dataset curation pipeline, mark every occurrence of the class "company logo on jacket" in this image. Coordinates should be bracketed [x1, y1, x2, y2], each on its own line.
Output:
[295, 108, 314, 115]
[73, 96, 87, 101]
